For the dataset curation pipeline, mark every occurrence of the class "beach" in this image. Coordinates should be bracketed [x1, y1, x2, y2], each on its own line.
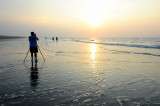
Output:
[0, 37, 160, 106]
[0, 35, 25, 39]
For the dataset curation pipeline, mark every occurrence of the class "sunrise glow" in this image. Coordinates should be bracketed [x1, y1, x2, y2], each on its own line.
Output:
[0, 0, 159, 37]
[88, 16, 102, 27]
[87, 0, 103, 27]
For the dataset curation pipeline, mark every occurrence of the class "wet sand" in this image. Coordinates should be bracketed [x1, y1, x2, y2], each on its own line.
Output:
[0, 37, 160, 106]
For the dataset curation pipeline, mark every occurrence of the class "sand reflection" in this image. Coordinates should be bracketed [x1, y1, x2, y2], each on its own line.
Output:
[90, 43, 97, 68]
[30, 62, 39, 90]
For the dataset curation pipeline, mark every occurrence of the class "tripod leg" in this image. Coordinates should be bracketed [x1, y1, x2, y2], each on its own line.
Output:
[38, 46, 45, 61]
[24, 49, 30, 62]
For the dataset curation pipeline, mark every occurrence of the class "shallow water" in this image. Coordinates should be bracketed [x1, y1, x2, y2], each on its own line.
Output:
[0, 37, 160, 106]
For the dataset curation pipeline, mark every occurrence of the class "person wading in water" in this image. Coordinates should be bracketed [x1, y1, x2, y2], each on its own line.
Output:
[29, 32, 39, 62]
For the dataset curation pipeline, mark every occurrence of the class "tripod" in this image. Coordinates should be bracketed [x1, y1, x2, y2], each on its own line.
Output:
[24, 46, 45, 62]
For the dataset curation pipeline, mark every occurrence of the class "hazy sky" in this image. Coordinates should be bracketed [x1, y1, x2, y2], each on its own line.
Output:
[0, 0, 160, 38]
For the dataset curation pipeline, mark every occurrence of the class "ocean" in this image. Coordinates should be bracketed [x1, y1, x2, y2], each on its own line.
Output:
[0, 37, 160, 106]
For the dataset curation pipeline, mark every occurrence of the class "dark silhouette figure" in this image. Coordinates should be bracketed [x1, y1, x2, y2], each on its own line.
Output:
[56, 36, 58, 41]
[30, 61, 39, 90]
[52, 37, 54, 41]
[28, 32, 39, 62]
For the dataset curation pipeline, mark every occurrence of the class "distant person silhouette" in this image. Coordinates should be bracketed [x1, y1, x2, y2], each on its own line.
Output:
[52, 37, 54, 41]
[28, 32, 39, 62]
[30, 61, 39, 89]
[56, 36, 58, 41]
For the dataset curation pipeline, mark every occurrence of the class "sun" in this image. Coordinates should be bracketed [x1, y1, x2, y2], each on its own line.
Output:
[86, 0, 102, 27]
[89, 15, 102, 27]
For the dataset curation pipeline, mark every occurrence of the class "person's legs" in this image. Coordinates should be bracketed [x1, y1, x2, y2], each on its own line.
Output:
[30, 47, 34, 62]
[34, 53, 37, 58]
[31, 53, 33, 62]
[31, 53, 33, 58]
[34, 52, 38, 62]
[31, 47, 38, 62]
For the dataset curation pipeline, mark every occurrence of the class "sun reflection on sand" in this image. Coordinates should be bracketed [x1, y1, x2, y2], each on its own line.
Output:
[90, 43, 97, 68]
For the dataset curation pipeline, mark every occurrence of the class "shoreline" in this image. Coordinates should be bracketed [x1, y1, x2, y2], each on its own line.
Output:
[0, 35, 25, 39]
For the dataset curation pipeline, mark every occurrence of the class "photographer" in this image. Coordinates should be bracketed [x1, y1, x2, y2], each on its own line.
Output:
[28, 32, 39, 62]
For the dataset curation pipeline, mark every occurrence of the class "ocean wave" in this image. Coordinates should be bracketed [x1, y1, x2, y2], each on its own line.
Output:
[109, 49, 160, 57]
[74, 40, 160, 50]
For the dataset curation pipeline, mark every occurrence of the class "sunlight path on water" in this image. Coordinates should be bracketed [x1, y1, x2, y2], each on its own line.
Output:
[90, 43, 96, 69]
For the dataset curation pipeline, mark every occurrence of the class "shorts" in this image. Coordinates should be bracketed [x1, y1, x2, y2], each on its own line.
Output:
[30, 47, 38, 53]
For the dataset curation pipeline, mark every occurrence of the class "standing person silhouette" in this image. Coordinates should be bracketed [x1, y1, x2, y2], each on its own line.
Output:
[29, 32, 39, 62]
[56, 36, 58, 41]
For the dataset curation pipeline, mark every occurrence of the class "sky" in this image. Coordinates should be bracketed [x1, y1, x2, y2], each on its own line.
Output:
[0, 0, 160, 38]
